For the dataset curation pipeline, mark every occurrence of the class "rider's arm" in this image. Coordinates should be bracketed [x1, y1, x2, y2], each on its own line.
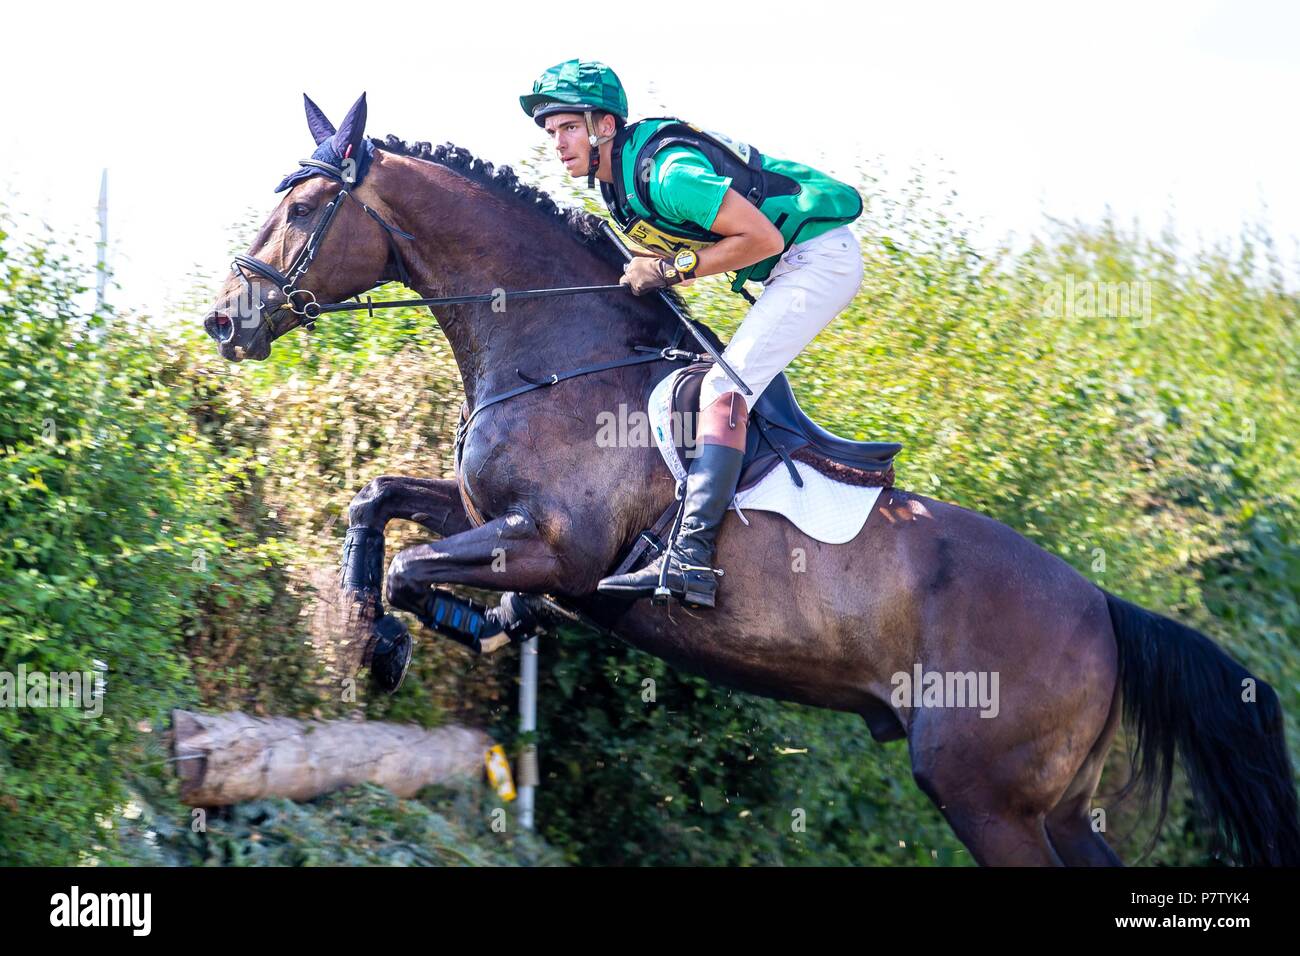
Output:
[691, 189, 785, 278]
[651, 150, 784, 278]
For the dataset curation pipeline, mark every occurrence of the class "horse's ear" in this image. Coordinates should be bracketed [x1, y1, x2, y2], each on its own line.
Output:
[303, 94, 336, 145]
[331, 92, 368, 159]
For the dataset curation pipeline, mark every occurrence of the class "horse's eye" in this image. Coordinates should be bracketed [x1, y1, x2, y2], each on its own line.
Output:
[289, 203, 312, 220]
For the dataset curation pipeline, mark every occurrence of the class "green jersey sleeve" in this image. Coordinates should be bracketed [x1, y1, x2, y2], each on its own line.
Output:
[647, 146, 733, 232]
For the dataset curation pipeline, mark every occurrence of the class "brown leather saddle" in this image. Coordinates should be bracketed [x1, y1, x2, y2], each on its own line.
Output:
[666, 362, 900, 491]
[606, 363, 902, 579]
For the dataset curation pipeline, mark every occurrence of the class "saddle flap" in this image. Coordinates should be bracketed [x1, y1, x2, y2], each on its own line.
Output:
[664, 363, 777, 491]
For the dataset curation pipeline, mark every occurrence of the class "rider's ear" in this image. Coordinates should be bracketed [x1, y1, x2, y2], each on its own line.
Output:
[303, 93, 336, 146]
[331, 92, 368, 160]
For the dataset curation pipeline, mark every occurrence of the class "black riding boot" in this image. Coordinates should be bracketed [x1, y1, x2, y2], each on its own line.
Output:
[596, 442, 745, 608]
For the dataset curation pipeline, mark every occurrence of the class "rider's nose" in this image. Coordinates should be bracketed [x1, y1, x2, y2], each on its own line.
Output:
[204, 310, 235, 343]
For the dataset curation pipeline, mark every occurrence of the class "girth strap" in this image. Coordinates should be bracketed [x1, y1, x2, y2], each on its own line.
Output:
[752, 414, 804, 487]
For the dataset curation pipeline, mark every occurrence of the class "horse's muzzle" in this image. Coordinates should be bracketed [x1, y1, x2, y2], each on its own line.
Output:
[204, 309, 272, 361]
[204, 310, 236, 344]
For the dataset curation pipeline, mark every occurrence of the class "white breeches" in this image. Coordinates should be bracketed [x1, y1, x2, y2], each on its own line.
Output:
[698, 224, 865, 412]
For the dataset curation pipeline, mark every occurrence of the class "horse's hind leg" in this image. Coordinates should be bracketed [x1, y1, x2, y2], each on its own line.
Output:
[952, 811, 1063, 866]
[1043, 761, 1125, 866]
[913, 773, 1065, 866]
[1045, 672, 1125, 866]
[1045, 808, 1123, 867]
[910, 691, 1118, 866]
[909, 713, 1067, 866]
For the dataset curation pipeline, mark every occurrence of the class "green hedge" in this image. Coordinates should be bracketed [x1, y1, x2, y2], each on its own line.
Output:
[2, 155, 1296, 866]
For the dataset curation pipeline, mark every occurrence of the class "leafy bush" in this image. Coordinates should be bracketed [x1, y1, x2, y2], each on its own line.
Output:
[2, 149, 1296, 867]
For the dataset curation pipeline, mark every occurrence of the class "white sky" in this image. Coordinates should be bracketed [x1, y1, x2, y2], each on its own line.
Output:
[2, 0, 1298, 313]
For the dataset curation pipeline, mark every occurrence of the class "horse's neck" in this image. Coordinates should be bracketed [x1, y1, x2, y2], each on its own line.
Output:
[380, 157, 674, 408]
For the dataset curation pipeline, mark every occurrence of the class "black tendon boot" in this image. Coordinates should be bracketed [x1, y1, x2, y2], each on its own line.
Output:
[341, 525, 413, 695]
[418, 589, 547, 654]
[367, 614, 413, 694]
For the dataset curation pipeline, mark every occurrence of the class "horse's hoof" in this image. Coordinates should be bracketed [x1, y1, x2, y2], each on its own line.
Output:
[369, 614, 412, 694]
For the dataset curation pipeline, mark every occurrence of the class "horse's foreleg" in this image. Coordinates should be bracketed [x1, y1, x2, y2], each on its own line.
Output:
[340, 476, 474, 691]
[385, 509, 560, 606]
[342, 475, 471, 614]
[371, 509, 564, 665]
[347, 475, 473, 540]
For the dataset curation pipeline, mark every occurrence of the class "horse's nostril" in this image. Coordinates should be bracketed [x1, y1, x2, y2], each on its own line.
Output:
[205, 311, 234, 343]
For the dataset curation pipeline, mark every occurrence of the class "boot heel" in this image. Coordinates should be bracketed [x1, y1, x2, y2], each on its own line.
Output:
[683, 580, 717, 609]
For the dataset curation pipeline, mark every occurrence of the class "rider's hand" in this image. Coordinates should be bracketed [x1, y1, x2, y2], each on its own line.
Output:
[620, 255, 670, 296]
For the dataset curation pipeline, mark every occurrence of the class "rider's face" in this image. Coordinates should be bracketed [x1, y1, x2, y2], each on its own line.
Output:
[544, 112, 614, 176]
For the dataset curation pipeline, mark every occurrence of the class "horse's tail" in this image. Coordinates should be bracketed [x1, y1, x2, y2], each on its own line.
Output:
[1103, 589, 1300, 865]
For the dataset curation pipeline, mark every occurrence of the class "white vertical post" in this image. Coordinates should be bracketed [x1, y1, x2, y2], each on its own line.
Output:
[518, 637, 539, 831]
[95, 169, 108, 314]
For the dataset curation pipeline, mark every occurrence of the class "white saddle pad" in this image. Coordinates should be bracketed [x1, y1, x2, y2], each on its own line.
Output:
[648, 369, 882, 545]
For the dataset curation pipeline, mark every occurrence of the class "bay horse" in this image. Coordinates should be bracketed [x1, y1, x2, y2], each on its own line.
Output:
[203, 94, 1300, 865]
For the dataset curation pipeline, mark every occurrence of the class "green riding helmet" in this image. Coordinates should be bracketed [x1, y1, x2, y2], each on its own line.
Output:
[521, 58, 629, 188]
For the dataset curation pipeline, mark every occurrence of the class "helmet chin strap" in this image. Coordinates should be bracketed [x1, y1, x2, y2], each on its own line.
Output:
[583, 110, 615, 189]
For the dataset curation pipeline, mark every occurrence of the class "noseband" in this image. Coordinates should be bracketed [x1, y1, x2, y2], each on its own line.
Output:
[229, 158, 416, 340]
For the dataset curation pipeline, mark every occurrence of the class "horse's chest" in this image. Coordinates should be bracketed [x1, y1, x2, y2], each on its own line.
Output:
[455, 406, 586, 517]
[455, 415, 527, 520]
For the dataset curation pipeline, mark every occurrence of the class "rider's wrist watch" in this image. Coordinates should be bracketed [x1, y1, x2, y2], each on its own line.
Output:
[658, 249, 699, 286]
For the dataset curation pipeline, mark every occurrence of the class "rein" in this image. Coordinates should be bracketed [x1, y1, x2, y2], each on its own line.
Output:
[229, 158, 632, 341]
[315, 282, 631, 318]
[228, 156, 753, 407]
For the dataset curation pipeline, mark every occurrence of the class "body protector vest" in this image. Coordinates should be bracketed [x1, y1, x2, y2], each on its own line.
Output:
[600, 117, 864, 293]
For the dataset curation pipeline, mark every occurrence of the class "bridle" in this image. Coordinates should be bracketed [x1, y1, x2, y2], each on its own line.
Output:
[224, 160, 751, 397]
[229, 158, 416, 342]
[221, 144, 761, 604]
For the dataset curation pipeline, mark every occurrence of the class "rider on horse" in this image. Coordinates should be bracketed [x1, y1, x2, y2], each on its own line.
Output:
[373, 58, 868, 662]
[521, 58, 866, 608]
